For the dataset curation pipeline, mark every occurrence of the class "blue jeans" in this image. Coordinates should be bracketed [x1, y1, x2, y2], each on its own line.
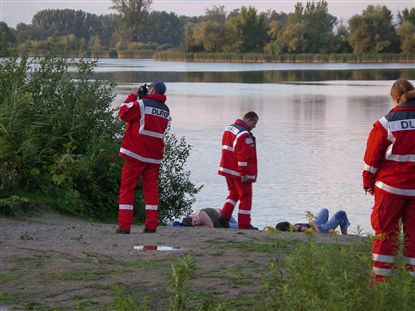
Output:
[314, 208, 350, 234]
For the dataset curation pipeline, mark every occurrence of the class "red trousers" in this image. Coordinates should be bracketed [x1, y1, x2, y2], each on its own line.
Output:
[371, 187, 415, 282]
[118, 159, 160, 231]
[221, 177, 253, 229]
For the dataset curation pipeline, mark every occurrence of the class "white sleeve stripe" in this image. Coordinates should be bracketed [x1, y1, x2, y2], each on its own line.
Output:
[378, 117, 389, 131]
[238, 162, 248, 166]
[363, 162, 378, 174]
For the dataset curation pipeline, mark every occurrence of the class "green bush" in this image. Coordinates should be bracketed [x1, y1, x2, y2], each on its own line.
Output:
[0, 55, 201, 222]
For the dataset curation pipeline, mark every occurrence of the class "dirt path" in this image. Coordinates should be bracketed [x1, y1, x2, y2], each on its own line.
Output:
[0, 212, 364, 310]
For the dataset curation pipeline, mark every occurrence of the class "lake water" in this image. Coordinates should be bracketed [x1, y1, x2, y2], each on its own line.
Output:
[95, 59, 415, 233]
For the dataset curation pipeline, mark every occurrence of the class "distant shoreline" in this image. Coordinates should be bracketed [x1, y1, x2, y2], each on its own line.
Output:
[17, 50, 415, 64]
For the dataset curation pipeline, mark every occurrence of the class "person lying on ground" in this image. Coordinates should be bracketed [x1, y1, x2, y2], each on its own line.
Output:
[176, 208, 238, 228]
[275, 208, 350, 235]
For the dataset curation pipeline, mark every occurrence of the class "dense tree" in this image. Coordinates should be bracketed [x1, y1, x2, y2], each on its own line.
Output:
[331, 20, 351, 53]
[182, 23, 203, 52]
[190, 6, 227, 52]
[397, 8, 415, 54]
[348, 5, 399, 54]
[271, 1, 337, 54]
[225, 6, 268, 52]
[143, 11, 184, 46]
[0, 22, 16, 56]
[31, 9, 102, 41]
[264, 10, 288, 54]
[111, 0, 152, 45]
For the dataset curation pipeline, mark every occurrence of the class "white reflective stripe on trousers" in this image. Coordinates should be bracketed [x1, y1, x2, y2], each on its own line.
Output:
[219, 167, 241, 177]
[145, 205, 158, 211]
[238, 210, 251, 215]
[119, 204, 134, 210]
[404, 256, 415, 265]
[119, 147, 161, 164]
[372, 253, 395, 263]
[372, 267, 392, 276]
[363, 162, 378, 174]
[225, 199, 236, 206]
[238, 162, 248, 166]
[375, 181, 415, 196]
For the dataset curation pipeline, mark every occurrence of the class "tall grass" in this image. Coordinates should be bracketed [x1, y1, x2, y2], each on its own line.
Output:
[134, 241, 414, 310]
[260, 238, 415, 311]
[154, 52, 415, 63]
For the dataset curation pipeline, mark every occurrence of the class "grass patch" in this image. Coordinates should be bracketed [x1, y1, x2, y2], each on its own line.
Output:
[127, 258, 178, 269]
[44, 269, 109, 282]
[0, 292, 19, 305]
[0, 268, 21, 283]
[109, 284, 149, 311]
[222, 239, 300, 253]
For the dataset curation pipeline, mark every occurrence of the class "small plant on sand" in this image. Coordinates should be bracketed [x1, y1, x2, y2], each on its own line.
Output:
[168, 254, 196, 311]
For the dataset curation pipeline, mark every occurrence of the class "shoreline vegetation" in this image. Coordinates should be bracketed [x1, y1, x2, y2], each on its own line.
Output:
[12, 50, 415, 63]
[1, 2, 414, 64]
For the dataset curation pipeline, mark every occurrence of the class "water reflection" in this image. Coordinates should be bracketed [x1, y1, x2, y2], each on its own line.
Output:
[95, 68, 413, 84]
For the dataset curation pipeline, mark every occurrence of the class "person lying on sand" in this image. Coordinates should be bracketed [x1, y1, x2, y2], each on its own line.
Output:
[175, 208, 238, 228]
[275, 208, 350, 235]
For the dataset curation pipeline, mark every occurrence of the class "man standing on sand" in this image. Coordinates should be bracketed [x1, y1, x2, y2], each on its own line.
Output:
[218, 111, 259, 229]
[117, 81, 170, 234]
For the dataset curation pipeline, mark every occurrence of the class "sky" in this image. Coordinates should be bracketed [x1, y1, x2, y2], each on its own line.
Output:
[0, 0, 413, 28]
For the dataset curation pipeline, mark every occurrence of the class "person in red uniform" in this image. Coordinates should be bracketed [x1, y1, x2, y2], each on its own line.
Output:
[117, 80, 170, 234]
[218, 111, 259, 229]
[363, 79, 415, 283]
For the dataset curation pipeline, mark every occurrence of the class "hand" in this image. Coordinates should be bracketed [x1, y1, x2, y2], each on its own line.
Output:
[130, 87, 139, 96]
[364, 187, 374, 196]
[241, 176, 249, 183]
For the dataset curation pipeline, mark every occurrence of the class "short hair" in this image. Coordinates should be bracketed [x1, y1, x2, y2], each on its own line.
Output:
[150, 80, 166, 94]
[275, 221, 291, 231]
[243, 111, 259, 120]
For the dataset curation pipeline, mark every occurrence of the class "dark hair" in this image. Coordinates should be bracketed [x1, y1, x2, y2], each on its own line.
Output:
[275, 221, 291, 231]
[243, 111, 259, 120]
[182, 217, 193, 227]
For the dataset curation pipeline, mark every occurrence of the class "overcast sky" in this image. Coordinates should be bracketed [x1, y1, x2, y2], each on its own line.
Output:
[1, 0, 413, 28]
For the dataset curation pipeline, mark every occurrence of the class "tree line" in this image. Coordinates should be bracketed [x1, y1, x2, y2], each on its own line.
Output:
[0, 0, 414, 57]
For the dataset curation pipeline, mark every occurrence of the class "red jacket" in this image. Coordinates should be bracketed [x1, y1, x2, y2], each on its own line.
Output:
[363, 100, 415, 197]
[118, 93, 170, 165]
[218, 119, 257, 182]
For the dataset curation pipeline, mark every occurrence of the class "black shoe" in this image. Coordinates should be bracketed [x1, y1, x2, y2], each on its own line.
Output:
[143, 227, 156, 233]
[116, 228, 130, 234]
[240, 225, 258, 230]
[218, 215, 230, 228]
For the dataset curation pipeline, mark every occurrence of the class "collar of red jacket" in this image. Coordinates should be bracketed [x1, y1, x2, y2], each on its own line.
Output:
[235, 119, 250, 130]
[144, 93, 166, 102]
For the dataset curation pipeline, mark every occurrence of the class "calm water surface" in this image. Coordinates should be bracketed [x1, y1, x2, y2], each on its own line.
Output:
[100, 59, 415, 233]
